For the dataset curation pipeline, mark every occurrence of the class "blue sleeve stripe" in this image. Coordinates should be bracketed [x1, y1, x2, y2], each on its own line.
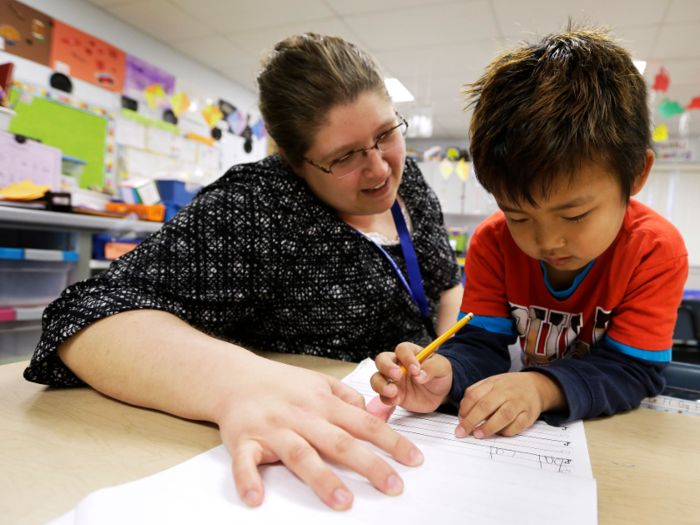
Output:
[459, 311, 517, 336]
[605, 335, 672, 362]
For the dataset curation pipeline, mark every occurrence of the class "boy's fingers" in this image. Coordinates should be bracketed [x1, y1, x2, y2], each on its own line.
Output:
[470, 403, 521, 438]
[370, 372, 400, 399]
[374, 351, 399, 375]
[395, 343, 423, 376]
[498, 411, 534, 437]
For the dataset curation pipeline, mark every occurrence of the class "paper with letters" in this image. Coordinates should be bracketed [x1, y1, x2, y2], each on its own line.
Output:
[346, 358, 594, 478]
[48, 359, 597, 525]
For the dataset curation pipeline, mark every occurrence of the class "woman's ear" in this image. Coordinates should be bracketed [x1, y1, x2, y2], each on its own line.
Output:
[630, 149, 654, 197]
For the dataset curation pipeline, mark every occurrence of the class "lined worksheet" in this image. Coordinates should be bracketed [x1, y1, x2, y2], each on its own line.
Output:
[49, 360, 597, 525]
[344, 358, 593, 478]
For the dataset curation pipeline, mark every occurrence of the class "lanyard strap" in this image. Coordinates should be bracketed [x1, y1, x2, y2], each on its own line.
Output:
[353, 200, 437, 339]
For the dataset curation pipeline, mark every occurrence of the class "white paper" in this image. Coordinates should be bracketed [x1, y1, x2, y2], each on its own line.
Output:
[146, 127, 175, 156]
[48, 359, 597, 525]
[115, 118, 146, 150]
[345, 359, 594, 478]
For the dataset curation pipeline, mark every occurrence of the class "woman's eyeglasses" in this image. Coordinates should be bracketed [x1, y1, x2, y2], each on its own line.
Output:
[304, 115, 408, 179]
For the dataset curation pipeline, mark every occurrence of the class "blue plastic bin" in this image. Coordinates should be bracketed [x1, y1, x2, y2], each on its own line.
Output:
[163, 201, 185, 222]
[156, 181, 199, 206]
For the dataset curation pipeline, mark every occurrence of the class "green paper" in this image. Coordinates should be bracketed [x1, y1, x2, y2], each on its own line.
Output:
[8, 89, 107, 189]
[657, 98, 685, 119]
[121, 108, 180, 134]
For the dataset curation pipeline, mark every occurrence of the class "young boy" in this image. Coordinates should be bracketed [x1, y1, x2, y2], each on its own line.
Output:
[371, 26, 688, 439]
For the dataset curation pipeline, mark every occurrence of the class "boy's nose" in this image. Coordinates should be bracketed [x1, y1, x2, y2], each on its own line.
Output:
[535, 229, 566, 252]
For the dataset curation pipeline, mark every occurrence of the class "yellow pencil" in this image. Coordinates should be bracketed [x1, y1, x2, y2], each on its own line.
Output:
[387, 312, 475, 385]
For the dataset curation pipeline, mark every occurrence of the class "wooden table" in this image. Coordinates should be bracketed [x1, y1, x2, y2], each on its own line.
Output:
[2, 354, 700, 525]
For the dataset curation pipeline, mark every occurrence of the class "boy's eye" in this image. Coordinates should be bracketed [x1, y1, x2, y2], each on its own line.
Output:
[564, 212, 590, 223]
[507, 217, 528, 224]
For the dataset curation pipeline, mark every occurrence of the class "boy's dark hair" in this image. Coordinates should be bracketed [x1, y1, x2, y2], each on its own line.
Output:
[257, 33, 389, 168]
[463, 24, 652, 206]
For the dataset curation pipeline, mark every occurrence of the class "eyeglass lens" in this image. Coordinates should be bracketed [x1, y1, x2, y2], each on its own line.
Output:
[331, 122, 407, 178]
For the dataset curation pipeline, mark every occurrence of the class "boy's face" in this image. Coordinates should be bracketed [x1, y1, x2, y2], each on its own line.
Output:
[495, 157, 650, 279]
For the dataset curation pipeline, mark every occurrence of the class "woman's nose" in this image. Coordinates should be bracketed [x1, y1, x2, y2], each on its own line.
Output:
[361, 147, 389, 177]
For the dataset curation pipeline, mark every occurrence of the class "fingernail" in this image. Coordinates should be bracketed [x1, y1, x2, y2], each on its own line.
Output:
[410, 447, 424, 465]
[455, 426, 467, 438]
[409, 364, 420, 375]
[386, 474, 403, 496]
[332, 488, 351, 508]
[383, 385, 394, 396]
[244, 489, 259, 506]
[417, 370, 428, 382]
[390, 368, 402, 380]
[474, 428, 484, 439]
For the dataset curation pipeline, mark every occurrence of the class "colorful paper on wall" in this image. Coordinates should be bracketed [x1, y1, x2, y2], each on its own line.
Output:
[439, 158, 453, 179]
[170, 92, 190, 117]
[226, 109, 247, 135]
[123, 55, 175, 109]
[456, 158, 468, 181]
[658, 98, 685, 119]
[652, 67, 670, 93]
[687, 95, 700, 111]
[251, 118, 267, 139]
[0, 0, 53, 66]
[202, 103, 223, 129]
[143, 83, 166, 110]
[653, 123, 669, 142]
[49, 20, 126, 93]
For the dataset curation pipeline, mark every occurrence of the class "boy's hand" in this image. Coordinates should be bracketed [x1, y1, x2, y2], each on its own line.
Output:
[370, 342, 453, 414]
[455, 372, 566, 439]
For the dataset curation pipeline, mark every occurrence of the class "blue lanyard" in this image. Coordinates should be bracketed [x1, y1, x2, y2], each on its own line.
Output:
[353, 199, 437, 339]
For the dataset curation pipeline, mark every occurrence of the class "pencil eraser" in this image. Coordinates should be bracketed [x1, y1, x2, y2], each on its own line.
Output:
[367, 395, 396, 422]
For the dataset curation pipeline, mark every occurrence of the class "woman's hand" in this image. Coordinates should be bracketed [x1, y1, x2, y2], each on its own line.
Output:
[370, 342, 453, 413]
[215, 357, 425, 511]
[454, 371, 566, 439]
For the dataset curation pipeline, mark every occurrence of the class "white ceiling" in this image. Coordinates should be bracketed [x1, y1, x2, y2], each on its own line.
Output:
[86, 0, 700, 140]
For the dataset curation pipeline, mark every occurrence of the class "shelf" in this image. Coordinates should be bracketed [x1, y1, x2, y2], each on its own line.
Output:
[0, 206, 163, 233]
[89, 260, 112, 270]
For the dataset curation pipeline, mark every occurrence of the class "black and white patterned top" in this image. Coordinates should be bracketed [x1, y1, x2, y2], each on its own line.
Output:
[24, 155, 461, 387]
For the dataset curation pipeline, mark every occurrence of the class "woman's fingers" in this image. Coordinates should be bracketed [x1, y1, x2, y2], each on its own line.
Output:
[329, 378, 367, 410]
[330, 400, 423, 468]
[304, 420, 408, 498]
[273, 431, 355, 511]
[230, 438, 267, 507]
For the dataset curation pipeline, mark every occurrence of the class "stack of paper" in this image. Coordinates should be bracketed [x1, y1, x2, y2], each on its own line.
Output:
[49, 359, 597, 525]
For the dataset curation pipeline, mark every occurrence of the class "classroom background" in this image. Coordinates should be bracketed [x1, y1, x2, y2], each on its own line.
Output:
[1, 0, 699, 368]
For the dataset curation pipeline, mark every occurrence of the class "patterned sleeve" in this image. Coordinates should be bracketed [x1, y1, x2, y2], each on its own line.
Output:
[24, 182, 271, 387]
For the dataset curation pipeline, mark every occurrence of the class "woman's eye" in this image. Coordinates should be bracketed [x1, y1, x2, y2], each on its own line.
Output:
[334, 153, 355, 167]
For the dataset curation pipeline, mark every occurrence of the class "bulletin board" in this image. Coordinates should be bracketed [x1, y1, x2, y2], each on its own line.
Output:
[8, 89, 108, 188]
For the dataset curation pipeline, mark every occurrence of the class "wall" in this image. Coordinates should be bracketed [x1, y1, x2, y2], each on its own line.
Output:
[13, 0, 257, 114]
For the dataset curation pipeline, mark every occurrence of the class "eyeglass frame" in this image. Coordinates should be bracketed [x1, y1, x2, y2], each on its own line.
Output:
[303, 113, 409, 178]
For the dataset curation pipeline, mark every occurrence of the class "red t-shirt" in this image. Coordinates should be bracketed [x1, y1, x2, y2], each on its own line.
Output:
[461, 199, 688, 365]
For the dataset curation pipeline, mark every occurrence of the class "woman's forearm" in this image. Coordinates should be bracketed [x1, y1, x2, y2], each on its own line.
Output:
[57, 309, 258, 424]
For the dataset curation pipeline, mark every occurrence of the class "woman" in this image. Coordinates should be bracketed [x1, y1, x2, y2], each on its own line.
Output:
[25, 34, 463, 510]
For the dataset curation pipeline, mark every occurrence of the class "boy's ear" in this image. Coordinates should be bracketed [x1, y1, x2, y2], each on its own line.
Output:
[630, 149, 654, 197]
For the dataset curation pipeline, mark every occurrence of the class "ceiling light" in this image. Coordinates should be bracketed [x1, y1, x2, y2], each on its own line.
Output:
[634, 61, 647, 74]
[384, 78, 415, 103]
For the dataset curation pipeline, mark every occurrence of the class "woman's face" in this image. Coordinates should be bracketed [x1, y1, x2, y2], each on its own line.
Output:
[295, 91, 406, 219]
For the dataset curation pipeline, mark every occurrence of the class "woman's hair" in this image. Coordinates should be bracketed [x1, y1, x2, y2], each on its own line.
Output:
[257, 33, 389, 168]
[463, 23, 652, 205]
